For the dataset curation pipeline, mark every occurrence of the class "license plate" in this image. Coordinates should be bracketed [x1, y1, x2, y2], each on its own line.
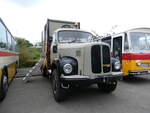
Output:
[141, 63, 149, 68]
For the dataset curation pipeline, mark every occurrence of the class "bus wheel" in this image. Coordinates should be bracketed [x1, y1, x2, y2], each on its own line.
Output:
[0, 70, 8, 101]
[52, 69, 67, 102]
[97, 81, 117, 93]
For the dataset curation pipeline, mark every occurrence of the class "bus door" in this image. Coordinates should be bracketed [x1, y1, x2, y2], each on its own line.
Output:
[112, 35, 123, 63]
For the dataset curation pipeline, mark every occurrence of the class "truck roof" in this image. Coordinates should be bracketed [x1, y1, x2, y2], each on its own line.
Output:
[54, 28, 92, 34]
[46, 19, 80, 38]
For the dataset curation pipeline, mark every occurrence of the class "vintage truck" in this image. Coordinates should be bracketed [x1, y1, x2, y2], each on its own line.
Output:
[41, 19, 122, 102]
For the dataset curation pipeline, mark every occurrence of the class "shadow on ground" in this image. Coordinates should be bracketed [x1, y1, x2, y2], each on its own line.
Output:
[123, 76, 150, 84]
[58, 85, 118, 103]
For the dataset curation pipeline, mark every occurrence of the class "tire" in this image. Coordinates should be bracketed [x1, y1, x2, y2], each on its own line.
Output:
[97, 81, 117, 93]
[52, 69, 67, 102]
[0, 70, 8, 101]
[42, 66, 48, 78]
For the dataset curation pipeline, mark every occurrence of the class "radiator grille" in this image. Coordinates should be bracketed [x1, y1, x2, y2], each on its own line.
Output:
[102, 45, 111, 73]
[91, 45, 101, 73]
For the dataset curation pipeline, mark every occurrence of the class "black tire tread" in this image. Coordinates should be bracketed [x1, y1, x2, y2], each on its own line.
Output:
[52, 69, 67, 102]
[98, 81, 117, 93]
[0, 70, 8, 102]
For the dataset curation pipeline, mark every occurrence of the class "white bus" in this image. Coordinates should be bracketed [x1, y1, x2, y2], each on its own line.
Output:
[0, 18, 19, 101]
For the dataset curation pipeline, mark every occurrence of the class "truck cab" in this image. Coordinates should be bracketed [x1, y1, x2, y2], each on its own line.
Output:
[42, 19, 122, 102]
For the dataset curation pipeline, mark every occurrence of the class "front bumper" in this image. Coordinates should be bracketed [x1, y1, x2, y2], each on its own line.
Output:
[60, 72, 122, 84]
[129, 70, 150, 75]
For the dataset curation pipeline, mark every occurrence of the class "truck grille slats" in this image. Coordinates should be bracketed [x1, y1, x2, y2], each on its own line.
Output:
[102, 45, 111, 73]
[91, 45, 101, 73]
[91, 45, 110, 74]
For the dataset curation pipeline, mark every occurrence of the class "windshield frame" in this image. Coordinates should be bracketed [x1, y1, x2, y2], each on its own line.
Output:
[57, 30, 93, 43]
[129, 32, 150, 52]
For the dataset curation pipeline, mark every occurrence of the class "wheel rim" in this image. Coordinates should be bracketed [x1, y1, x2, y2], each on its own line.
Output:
[3, 75, 8, 91]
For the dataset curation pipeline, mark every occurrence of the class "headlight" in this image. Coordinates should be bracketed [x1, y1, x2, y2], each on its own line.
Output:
[63, 64, 73, 74]
[114, 61, 121, 70]
[136, 61, 141, 66]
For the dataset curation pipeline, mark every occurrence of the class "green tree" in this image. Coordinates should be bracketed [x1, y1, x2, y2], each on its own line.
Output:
[15, 37, 33, 48]
[15, 37, 40, 67]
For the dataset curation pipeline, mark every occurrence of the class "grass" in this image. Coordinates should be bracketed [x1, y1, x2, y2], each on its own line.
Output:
[19, 47, 41, 68]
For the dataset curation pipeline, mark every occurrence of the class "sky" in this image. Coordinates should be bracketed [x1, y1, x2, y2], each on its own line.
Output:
[0, 0, 150, 44]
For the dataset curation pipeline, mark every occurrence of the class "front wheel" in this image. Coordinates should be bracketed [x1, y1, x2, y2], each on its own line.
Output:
[0, 70, 8, 101]
[97, 81, 117, 93]
[52, 69, 67, 102]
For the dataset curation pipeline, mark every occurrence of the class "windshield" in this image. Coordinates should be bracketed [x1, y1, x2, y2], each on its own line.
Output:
[130, 32, 150, 52]
[58, 30, 93, 43]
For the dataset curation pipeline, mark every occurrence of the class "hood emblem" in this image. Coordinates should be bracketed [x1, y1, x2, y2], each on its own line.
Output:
[103, 64, 110, 67]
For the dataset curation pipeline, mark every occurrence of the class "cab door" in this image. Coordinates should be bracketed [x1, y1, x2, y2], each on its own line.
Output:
[112, 34, 124, 63]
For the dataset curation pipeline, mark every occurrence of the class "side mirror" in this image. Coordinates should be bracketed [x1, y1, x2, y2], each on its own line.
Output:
[53, 45, 57, 53]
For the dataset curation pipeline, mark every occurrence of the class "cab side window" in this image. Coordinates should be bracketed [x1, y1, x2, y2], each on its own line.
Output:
[52, 33, 57, 43]
[0, 22, 7, 50]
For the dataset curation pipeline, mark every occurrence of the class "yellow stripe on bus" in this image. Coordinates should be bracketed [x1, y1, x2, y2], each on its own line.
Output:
[122, 60, 150, 76]
[7, 63, 16, 82]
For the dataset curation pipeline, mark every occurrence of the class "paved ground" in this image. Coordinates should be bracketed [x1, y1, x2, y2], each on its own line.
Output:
[1, 69, 150, 113]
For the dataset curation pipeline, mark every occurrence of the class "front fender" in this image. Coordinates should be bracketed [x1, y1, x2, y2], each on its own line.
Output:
[59, 56, 78, 75]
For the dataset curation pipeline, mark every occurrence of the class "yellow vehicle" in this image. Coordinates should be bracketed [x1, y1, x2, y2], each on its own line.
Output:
[0, 18, 19, 101]
[102, 28, 150, 77]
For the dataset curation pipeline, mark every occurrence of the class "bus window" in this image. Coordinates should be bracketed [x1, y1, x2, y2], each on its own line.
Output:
[130, 32, 150, 51]
[11, 38, 17, 52]
[146, 34, 150, 49]
[7, 31, 12, 51]
[124, 34, 129, 52]
[0, 22, 7, 50]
